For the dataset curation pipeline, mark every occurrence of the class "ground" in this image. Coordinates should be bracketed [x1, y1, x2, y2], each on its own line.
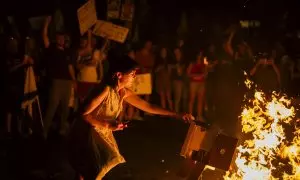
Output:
[1, 116, 192, 180]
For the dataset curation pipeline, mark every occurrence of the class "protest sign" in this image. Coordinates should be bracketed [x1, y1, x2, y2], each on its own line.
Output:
[129, 73, 152, 95]
[77, 0, 97, 35]
[93, 20, 129, 43]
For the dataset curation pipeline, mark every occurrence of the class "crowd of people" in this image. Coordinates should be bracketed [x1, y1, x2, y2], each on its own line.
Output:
[3, 16, 300, 140]
[2, 14, 300, 179]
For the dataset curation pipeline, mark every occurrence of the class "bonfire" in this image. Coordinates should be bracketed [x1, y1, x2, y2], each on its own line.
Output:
[224, 76, 300, 180]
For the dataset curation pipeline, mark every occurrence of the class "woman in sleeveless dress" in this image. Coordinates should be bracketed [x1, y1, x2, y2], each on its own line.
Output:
[68, 55, 194, 180]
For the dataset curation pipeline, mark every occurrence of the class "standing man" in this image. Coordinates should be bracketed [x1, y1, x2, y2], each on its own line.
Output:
[42, 16, 77, 138]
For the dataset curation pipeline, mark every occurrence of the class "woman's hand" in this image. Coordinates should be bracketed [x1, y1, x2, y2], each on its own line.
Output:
[175, 113, 195, 123]
[109, 123, 127, 131]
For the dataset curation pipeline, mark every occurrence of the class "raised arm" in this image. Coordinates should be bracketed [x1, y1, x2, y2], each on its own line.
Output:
[42, 16, 52, 48]
[224, 30, 235, 57]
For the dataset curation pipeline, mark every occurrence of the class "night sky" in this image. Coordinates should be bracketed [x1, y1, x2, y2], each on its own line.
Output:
[1, 0, 299, 45]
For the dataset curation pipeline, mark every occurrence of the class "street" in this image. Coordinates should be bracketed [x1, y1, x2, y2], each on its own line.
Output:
[1, 116, 190, 180]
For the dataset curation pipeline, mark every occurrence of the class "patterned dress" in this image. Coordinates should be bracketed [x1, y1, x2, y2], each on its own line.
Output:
[68, 85, 126, 180]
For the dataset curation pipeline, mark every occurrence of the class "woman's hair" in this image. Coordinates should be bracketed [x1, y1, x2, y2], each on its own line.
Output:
[103, 55, 139, 87]
[101, 72, 118, 87]
[78, 55, 138, 113]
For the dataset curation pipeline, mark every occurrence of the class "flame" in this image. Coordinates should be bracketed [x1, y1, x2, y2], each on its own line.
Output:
[224, 75, 300, 180]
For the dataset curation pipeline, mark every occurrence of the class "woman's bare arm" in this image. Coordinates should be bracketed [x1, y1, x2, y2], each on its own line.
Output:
[124, 89, 178, 117]
[42, 16, 51, 48]
[82, 86, 110, 127]
[83, 114, 110, 128]
[83, 86, 109, 115]
[225, 31, 235, 57]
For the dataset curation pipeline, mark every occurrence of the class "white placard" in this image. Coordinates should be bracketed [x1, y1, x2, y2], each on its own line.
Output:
[93, 20, 129, 43]
[129, 73, 152, 95]
[77, 0, 97, 35]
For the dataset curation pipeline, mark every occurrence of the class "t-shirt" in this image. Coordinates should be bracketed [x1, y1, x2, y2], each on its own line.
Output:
[189, 63, 206, 82]
[44, 44, 72, 80]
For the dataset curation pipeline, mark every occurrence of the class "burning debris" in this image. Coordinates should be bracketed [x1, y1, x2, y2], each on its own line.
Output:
[225, 77, 300, 180]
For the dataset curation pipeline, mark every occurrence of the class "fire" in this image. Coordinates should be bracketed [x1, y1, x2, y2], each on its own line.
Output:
[224, 76, 300, 180]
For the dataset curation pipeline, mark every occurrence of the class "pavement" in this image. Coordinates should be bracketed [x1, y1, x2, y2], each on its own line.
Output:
[1, 116, 191, 180]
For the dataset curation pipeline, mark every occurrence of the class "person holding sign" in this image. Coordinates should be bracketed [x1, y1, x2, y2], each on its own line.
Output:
[77, 30, 98, 82]
[68, 55, 194, 180]
[76, 30, 108, 102]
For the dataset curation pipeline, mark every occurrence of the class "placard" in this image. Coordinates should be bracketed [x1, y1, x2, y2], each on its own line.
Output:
[180, 122, 206, 158]
[93, 20, 129, 43]
[129, 73, 152, 95]
[77, 0, 97, 35]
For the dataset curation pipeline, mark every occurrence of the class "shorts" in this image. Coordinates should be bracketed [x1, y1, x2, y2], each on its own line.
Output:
[190, 81, 205, 95]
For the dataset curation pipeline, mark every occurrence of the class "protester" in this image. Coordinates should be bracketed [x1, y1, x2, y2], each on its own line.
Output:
[170, 47, 187, 113]
[187, 51, 207, 120]
[68, 54, 194, 180]
[76, 30, 108, 102]
[42, 16, 77, 138]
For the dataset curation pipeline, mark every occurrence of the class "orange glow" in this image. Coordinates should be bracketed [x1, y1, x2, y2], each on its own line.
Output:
[224, 74, 300, 180]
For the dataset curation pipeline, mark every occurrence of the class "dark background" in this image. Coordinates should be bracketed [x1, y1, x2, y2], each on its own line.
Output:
[1, 0, 300, 37]
[0, 0, 300, 55]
